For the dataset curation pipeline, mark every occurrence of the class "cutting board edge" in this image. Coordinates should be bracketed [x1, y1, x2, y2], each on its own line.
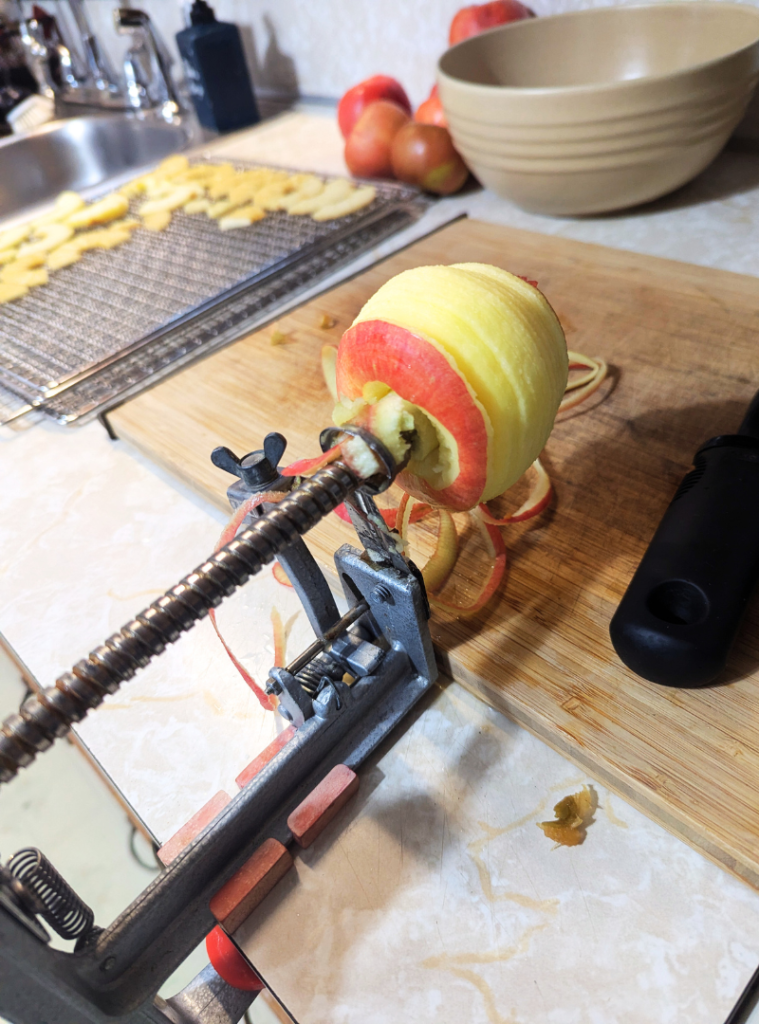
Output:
[452, 667, 759, 893]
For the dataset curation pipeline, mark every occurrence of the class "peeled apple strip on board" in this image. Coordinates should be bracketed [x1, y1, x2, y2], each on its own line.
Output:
[334, 263, 568, 511]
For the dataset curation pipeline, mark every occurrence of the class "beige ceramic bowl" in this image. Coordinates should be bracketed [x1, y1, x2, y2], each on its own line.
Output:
[438, 2, 759, 215]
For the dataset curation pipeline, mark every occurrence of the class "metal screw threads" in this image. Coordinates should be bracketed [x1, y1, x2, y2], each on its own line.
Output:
[7, 848, 94, 941]
[0, 462, 358, 784]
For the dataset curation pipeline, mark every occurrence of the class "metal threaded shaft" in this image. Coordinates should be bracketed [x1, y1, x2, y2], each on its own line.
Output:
[0, 462, 357, 784]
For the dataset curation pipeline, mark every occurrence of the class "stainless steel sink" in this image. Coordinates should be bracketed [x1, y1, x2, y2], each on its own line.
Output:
[0, 114, 191, 219]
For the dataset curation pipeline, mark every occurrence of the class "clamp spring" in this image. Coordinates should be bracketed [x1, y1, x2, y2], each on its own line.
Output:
[296, 652, 345, 696]
[7, 848, 94, 941]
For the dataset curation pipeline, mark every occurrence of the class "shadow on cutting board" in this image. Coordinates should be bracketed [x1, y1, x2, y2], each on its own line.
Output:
[434, 394, 759, 692]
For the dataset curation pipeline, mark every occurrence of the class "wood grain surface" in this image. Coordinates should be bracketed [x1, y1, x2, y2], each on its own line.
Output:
[107, 218, 759, 889]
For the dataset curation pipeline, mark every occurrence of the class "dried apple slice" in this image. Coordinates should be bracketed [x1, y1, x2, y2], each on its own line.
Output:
[17, 222, 74, 258]
[207, 199, 235, 219]
[47, 244, 82, 270]
[255, 179, 301, 211]
[0, 265, 47, 288]
[3, 252, 46, 273]
[32, 190, 85, 228]
[218, 205, 266, 231]
[184, 198, 212, 215]
[312, 185, 376, 221]
[67, 193, 129, 229]
[278, 176, 325, 211]
[154, 154, 190, 178]
[0, 280, 29, 304]
[0, 224, 32, 251]
[334, 264, 568, 511]
[141, 210, 172, 233]
[288, 178, 353, 215]
[137, 185, 200, 216]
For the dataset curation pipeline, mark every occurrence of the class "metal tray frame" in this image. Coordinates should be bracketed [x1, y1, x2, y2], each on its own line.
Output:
[0, 162, 427, 425]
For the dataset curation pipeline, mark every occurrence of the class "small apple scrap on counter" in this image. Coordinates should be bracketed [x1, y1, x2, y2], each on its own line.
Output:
[0, 155, 376, 306]
[537, 785, 596, 847]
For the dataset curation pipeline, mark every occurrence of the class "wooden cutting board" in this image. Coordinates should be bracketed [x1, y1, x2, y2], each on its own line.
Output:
[108, 218, 759, 890]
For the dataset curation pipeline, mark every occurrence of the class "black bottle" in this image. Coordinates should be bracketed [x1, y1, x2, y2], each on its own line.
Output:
[176, 0, 259, 134]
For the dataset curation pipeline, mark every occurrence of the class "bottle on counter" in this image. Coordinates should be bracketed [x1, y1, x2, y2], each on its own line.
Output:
[175, 0, 260, 134]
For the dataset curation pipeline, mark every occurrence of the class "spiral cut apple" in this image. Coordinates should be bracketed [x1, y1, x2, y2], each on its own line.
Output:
[210, 266, 607, 699]
[332, 263, 569, 512]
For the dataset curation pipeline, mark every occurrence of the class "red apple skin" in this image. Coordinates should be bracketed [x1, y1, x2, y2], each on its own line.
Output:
[336, 319, 489, 510]
[338, 76, 412, 140]
[390, 123, 469, 195]
[415, 84, 448, 128]
[344, 100, 411, 179]
[449, 0, 535, 46]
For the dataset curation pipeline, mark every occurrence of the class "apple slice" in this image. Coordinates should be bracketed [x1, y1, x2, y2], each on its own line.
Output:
[334, 263, 568, 511]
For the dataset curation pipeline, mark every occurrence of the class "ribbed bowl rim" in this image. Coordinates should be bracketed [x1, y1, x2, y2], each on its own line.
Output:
[438, 2, 759, 98]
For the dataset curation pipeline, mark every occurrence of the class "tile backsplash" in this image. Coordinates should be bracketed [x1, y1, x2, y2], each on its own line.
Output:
[58, 0, 759, 111]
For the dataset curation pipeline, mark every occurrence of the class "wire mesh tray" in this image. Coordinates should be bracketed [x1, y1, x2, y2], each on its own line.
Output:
[0, 164, 426, 425]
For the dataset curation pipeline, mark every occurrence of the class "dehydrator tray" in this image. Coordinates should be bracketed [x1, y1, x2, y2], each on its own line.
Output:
[0, 163, 427, 425]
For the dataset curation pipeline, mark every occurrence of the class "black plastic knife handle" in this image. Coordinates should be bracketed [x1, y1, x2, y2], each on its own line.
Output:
[609, 390, 759, 687]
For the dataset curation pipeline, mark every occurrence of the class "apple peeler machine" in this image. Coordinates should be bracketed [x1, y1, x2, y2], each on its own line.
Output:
[0, 425, 437, 1024]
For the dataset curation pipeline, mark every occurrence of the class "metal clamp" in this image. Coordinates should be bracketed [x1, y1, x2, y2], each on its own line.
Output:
[0, 425, 437, 1024]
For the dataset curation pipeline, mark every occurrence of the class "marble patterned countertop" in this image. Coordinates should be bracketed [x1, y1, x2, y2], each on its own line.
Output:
[3, 108, 759, 1022]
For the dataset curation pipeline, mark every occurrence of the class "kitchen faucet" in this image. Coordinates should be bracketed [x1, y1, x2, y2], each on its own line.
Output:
[14, 1, 183, 121]
[67, 0, 121, 96]
[115, 7, 183, 122]
[14, 0, 121, 103]
[14, 12, 55, 100]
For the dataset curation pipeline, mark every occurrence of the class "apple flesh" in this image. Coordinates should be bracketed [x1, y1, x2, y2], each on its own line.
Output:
[344, 100, 411, 179]
[449, 0, 535, 46]
[338, 76, 412, 140]
[334, 264, 568, 511]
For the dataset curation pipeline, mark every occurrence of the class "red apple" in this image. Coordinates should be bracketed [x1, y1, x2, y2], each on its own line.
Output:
[391, 122, 468, 195]
[338, 75, 412, 140]
[449, 0, 535, 46]
[344, 100, 410, 179]
[415, 84, 447, 128]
